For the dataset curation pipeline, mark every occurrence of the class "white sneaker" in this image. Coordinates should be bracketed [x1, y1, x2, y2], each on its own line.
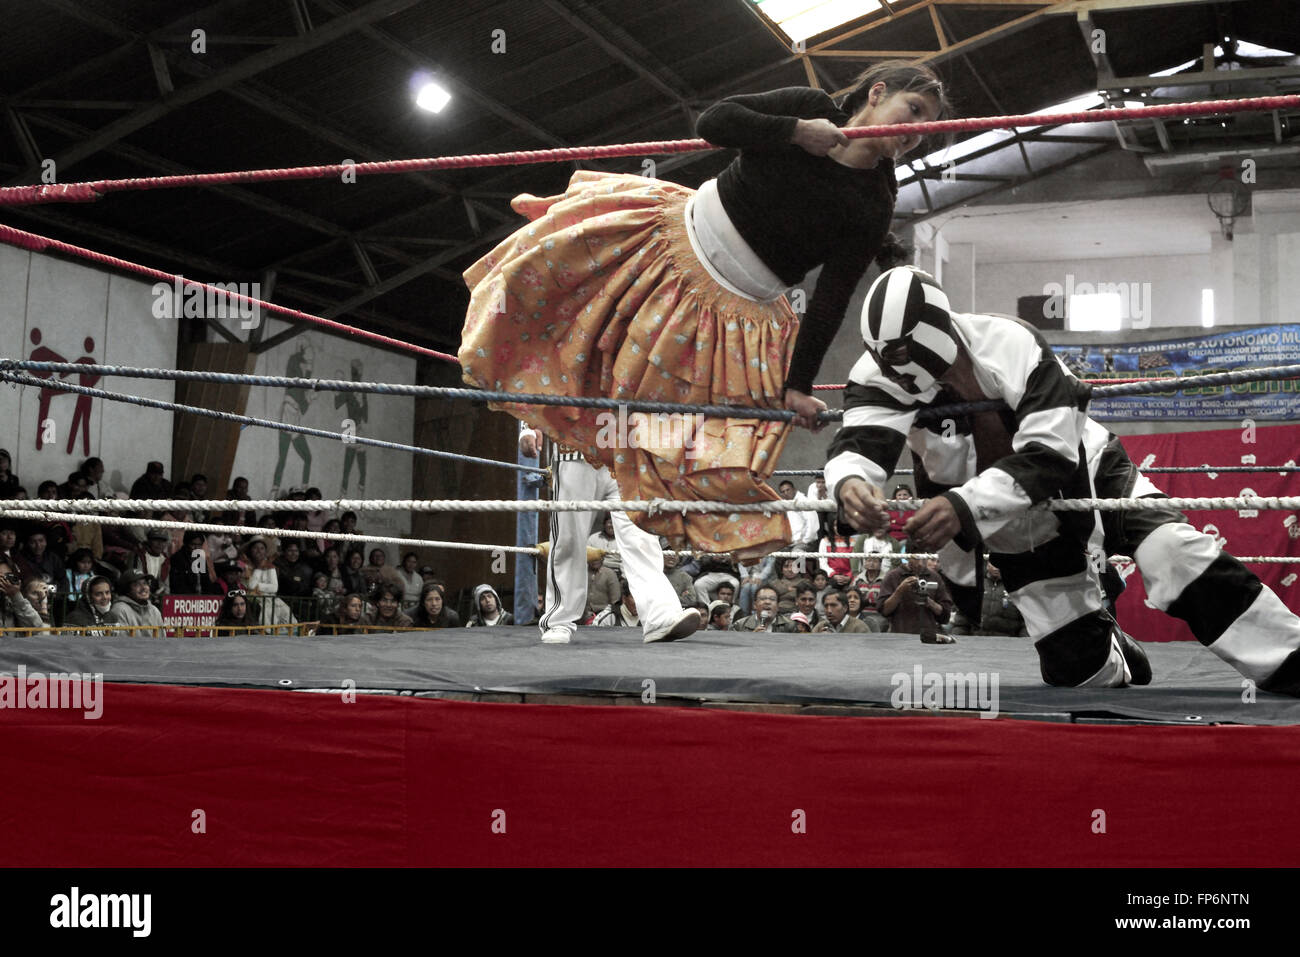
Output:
[541, 626, 572, 644]
[644, 608, 701, 644]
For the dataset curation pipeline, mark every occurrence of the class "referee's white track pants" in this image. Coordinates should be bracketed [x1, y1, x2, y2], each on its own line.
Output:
[537, 459, 682, 640]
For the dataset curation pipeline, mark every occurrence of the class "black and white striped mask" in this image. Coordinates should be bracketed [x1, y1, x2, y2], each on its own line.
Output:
[861, 267, 959, 394]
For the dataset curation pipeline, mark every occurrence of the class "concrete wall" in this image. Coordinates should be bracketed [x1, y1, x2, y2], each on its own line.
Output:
[0, 244, 176, 495]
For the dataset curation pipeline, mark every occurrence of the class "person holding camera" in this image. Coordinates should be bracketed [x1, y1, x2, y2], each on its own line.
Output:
[879, 549, 953, 643]
[0, 558, 44, 633]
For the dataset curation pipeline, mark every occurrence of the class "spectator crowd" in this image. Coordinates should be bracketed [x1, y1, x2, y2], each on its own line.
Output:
[0, 449, 1026, 640]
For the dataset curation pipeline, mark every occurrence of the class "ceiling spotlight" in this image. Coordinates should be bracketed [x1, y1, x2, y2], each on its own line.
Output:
[416, 81, 451, 113]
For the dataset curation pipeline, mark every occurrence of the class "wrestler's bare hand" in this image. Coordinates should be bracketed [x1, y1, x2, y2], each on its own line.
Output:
[837, 478, 890, 532]
[518, 428, 541, 458]
[791, 118, 849, 156]
[905, 497, 961, 550]
[784, 389, 828, 432]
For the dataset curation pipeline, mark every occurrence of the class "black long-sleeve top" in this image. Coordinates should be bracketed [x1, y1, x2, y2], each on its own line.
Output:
[696, 86, 898, 395]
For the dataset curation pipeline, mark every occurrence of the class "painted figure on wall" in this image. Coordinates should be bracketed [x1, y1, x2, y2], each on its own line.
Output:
[28, 329, 100, 455]
[69, 337, 101, 455]
[335, 358, 368, 497]
[30, 328, 66, 451]
[271, 341, 315, 497]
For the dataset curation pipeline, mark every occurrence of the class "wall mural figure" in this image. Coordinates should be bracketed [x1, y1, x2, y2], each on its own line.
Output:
[68, 337, 101, 456]
[29, 328, 68, 450]
[335, 358, 368, 497]
[271, 341, 315, 497]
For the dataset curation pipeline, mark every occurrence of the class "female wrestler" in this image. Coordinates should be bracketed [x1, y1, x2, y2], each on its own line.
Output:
[460, 61, 949, 557]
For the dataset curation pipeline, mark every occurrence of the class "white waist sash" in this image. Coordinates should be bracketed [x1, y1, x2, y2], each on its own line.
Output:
[684, 178, 789, 303]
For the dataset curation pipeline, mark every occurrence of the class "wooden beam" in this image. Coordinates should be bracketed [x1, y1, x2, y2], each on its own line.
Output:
[929, 5, 949, 49]
[808, 49, 936, 58]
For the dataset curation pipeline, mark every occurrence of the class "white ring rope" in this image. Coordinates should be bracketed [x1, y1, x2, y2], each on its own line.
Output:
[16, 511, 1294, 566]
[6, 495, 1300, 514]
[3, 509, 539, 555]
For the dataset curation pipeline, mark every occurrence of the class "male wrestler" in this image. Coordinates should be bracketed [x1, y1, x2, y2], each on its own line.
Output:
[827, 266, 1300, 694]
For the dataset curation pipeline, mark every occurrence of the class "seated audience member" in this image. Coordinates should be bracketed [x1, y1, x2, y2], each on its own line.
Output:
[793, 582, 822, 630]
[705, 599, 732, 631]
[789, 612, 813, 634]
[243, 537, 280, 597]
[0, 557, 43, 632]
[304, 488, 328, 533]
[411, 582, 461, 629]
[663, 547, 698, 608]
[766, 558, 803, 616]
[206, 519, 242, 567]
[228, 476, 251, 500]
[123, 530, 173, 595]
[419, 565, 438, 585]
[466, 584, 512, 627]
[35, 480, 59, 500]
[813, 589, 873, 634]
[853, 558, 889, 630]
[170, 531, 220, 595]
[63, 547, 98, 598]
[318, 547, 348, 597]
[367, 583, 414, 629]
[811, 569, 831, 613]
[585, 548, 620, 621]
[692, 552, 739, 607]
[129, 461, 172, 500]
[362, 547, 403, 592]
[214, 589, 253, 635]
[18, 530, 63, 587]
[0, 449, 20, 498]
[58, 470, 89, 500]
[321, 593, 367, 634]
[22, 579, 54, 633]
[310, 573, 338, 620]
[846, 586, 887, 633]
[274, 540, 314, 598]
[0, 521, 20, 567]
[188, 473, 210, 522]
[736, 553, 776, 617]
[731, 585, 794, 634]
[852, 526, 900, 578]
[110, 570, 163, 635]
[817, 530, 855, 592]
[65, 576, 116, 635]
[214, 560, 245, 597]
[81, 457, 109, 498]
[587, 513, 621, 574]
[341, 549, 368, 596]
[714, 581, 739, 619]
[952, 562, 1028, 638]
[67, 496, 105, 560]
[592, 578, 639, 628]
[396, 552, 424, 609]
[880, 549, 954, 644]
[888, 485, 915, 542]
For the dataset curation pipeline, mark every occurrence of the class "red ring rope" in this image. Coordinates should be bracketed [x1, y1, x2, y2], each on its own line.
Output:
[0, 222, 457, 362]
[0, 94, 1294, 207]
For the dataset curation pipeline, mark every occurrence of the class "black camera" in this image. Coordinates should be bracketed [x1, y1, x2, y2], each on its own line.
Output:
[1, 572, 20, 586]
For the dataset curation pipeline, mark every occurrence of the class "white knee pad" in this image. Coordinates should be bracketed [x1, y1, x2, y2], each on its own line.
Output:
[1133, 523, 1220, 611]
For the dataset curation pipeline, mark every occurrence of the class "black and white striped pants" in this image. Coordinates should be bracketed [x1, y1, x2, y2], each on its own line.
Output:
[940, 439, 1300, 692]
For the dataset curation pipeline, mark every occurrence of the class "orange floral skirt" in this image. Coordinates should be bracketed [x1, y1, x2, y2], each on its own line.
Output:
[459, 171, 799, 558]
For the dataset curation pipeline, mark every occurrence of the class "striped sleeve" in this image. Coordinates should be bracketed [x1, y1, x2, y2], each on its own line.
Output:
[824, 353, 922, 501]
[945, 339, 1092, 542]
